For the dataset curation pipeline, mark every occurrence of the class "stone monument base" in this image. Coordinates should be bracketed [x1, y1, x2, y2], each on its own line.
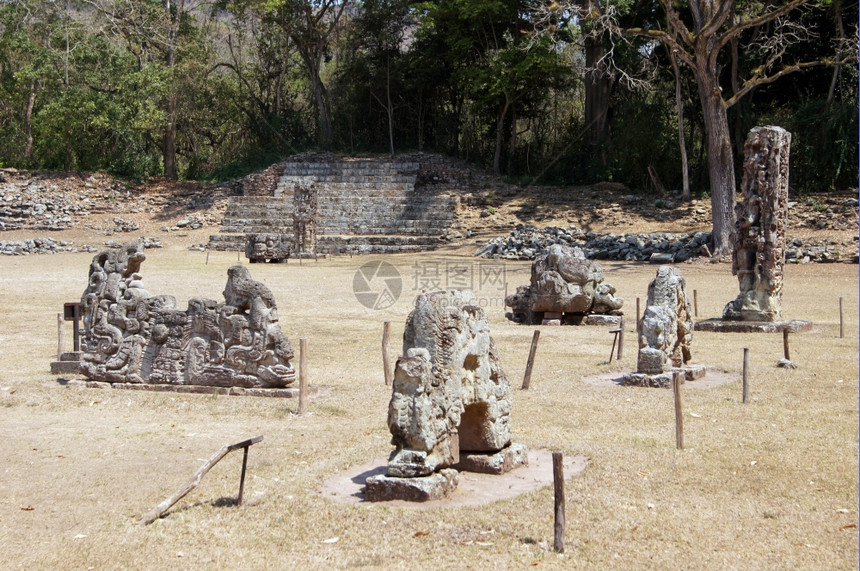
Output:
[622, 365, 706, 388]
[453, 443, 528, 475]
[694, 319, 812, 333]
[364, 468, 459, 502]
[50, 351, 82, 375]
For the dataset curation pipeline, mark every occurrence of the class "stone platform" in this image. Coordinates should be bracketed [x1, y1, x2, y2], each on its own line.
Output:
[208, 153, 464, 254]
[365, 468, 459, 502]
[59, 379, 317, 398]
[694, 319, 813, 333]
[621, 365, 706, 388]
[50, 351, 82, 375]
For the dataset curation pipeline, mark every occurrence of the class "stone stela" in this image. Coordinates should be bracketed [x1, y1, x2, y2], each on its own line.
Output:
[623, 266, 705, 388]
[505, 243, 623, 326]
[696, 126, 812, 334]
[365, 289, 527, 502]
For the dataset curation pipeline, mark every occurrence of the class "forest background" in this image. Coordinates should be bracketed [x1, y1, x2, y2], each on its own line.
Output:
[0, 0, 856, 204]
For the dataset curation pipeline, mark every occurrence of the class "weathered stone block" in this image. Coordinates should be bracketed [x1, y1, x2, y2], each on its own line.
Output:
[365, 468, 459, 502]
[454, 443, 529, 475]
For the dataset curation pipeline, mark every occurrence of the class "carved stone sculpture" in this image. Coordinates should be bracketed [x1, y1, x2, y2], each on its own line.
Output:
[636, 266, 693, 375]
[723, 126, 791, 322]
[506, 243, 623, 325]
[80, 240, 295, 388]
[366, 289, 526, 501]
[245, 233, 291, 263]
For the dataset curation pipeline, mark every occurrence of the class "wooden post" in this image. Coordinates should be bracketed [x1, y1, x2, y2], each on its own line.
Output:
[839, 297, 844, 338]
[617, 317, 624, 360]
[742, 347, 749, 404]
[636, 297, 641, 334]
[139, 436, 263, 525]
[237, 444, 250, 506]
[206, 251, 210, 265]
[298, 338, 308, 415]
[57, 313, 63, 359]
[382, 321, 393, 386]
[521, 330, 540, 390]
[673, 371, 683, 450]
[693, 289, 699, 317]
[552, 451, 565, 553]
[782, 329, 790, 361]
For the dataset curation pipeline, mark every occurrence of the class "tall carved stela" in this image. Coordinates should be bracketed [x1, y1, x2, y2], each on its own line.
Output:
[292, 183, 318, 255]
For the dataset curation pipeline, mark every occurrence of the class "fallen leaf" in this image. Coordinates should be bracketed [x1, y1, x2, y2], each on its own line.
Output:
[414, 530, 430, 537]
[840, 524, 857, 531]
[322, 537, 339, 544]
[9, 390, 16, 395]
[20, 505, 34, 511]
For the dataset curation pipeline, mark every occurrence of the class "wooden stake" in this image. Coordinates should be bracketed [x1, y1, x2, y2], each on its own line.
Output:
[742, 347, 749, 404]
[782, 329, 790, 361]
[57, 313, 63, 360]
[693, 289, 698, 317]
[839, 297, 844, 338]
[139, 436, 263, 525]
[206, 251, 210, 265]
[237, 445, 250, 506]
[521, 330, 540, 390]
[552, 451, 565, 553]
[617, 317, 624, 360]
[382, 321, 393, 386]
[298, 338, 308, 415]
[673, 371, 683, 450]
[636, 297, 641, 334]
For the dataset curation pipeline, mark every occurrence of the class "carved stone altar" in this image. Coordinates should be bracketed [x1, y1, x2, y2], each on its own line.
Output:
[245, 233, 291, 263]
[365, 289, 527, 501]
[79, 240, 295, 388]
[623, 266, 703, 388]
[505, 243, 623, 325]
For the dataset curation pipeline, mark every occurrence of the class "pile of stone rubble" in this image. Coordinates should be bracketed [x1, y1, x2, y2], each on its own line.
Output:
[1, 236, 162, 256]
[476, 224, 858, 263]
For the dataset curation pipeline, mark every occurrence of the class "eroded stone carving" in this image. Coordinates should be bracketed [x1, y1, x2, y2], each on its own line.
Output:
[367, 289, 526, 501]
[724, 126, 791, 322]
[245, 233, 290, 263]
[623, 266, 702, 388]
[637, 266, 693, 374]
[80, 240, 294, 388]
[505, 243, 623, 325]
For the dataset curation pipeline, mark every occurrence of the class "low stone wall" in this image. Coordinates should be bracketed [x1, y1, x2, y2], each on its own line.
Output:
[476, 224, 858, 263]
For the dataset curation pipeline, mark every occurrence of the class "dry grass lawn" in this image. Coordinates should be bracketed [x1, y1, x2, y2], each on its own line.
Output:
[0, 243, 857, 569]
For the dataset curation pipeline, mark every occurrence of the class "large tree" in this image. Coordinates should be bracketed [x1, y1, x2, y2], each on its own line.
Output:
[535, 0, 854, 255]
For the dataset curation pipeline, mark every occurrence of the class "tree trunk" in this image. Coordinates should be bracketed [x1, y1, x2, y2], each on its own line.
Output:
[584, 35, 612, 149]
[695, 59, 735, 256]
[386, 59, 394, 156]
[301, 49, 333, 149]
[24, 79, 37, 161]
[669, 50, 690, 200]
[493, 97, 510, 175]
[163, 94, 178, 179]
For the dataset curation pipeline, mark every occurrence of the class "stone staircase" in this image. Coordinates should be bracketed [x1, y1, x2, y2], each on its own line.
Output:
[209, 154, 461, 254]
